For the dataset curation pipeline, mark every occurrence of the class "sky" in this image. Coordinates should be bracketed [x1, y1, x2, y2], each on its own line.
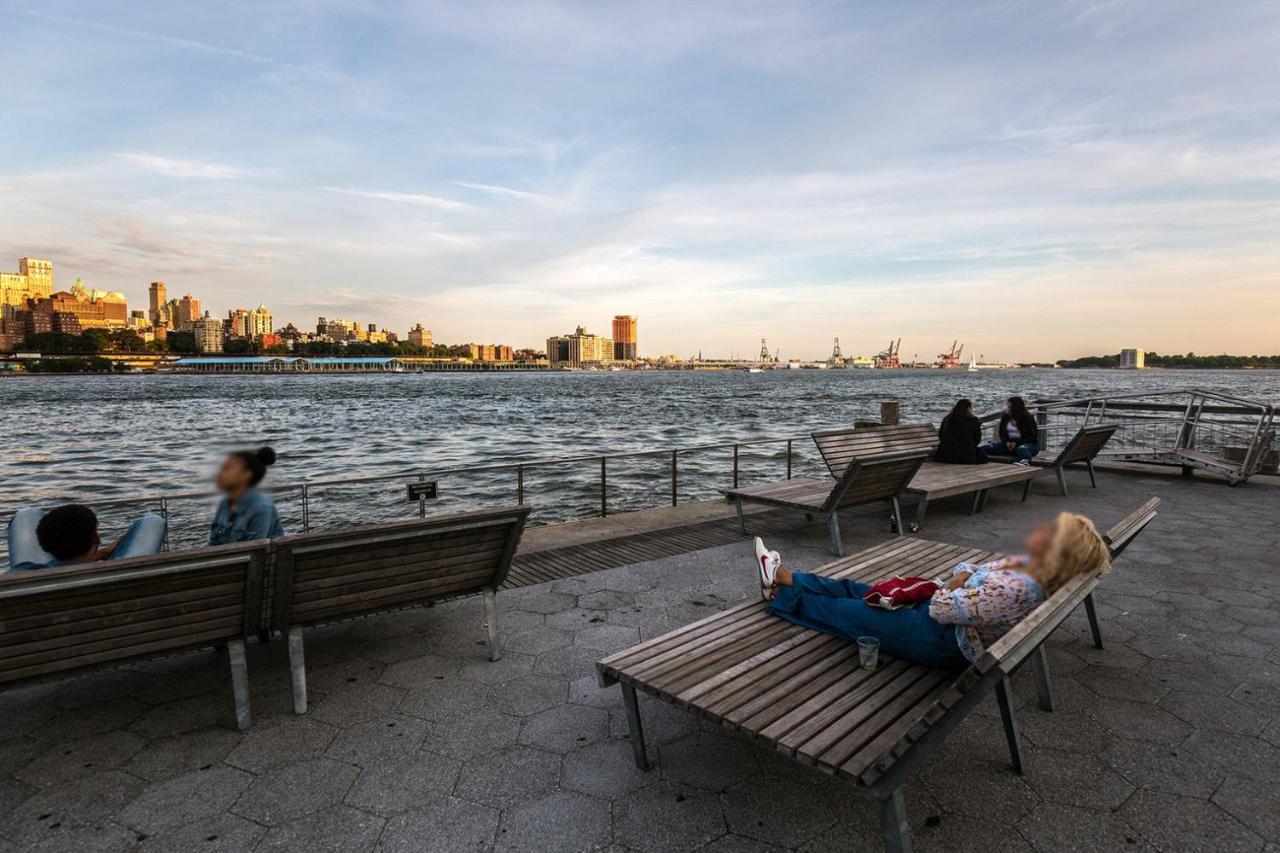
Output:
[0, 0, 1277, 361]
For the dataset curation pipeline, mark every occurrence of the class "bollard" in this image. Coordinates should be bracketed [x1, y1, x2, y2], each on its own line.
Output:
[880, 401, 900, 425]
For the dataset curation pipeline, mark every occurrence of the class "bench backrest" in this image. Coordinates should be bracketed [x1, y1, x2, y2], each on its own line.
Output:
[823, 451, 931, 513]
[1052, 423, 1119, 466]
[0, 542, 266, 686]
[814, 424, 937, 477]
[271, 505, 530, 630]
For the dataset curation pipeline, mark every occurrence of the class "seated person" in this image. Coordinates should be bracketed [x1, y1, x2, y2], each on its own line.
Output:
[751, 511, 1108, 668]
[934, 398, 987, 464]
[209, 447, 284, 545]
[6, 504, 167, 573]
[980, 396, 1040, 465]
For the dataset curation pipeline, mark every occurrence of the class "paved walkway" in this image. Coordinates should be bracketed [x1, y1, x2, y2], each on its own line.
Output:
[1, 467, 1278, 852]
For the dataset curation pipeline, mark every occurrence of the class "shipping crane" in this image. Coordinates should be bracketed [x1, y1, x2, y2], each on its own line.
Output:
[829, 337, 844, 366]
[937, 340, 965, 369]
[874, 338, 902, 369]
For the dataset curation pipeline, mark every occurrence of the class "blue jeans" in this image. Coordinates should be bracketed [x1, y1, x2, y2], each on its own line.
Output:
[6, 508, 167, 572]
[770, 573, 967, 669]
[980, 440, 1038, 462]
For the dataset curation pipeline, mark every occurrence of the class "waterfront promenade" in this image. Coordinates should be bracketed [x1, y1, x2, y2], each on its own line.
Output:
[2, 468, 1278, 851]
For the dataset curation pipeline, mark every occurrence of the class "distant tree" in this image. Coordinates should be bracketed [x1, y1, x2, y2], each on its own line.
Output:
[167, 331, 199, 354]
[109, 329, 146, 352]
[222, 338, 253, 355]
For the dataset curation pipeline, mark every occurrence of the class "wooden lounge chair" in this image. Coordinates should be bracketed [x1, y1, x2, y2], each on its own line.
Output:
[725, 424, 935, 556]
[597, 499, 1159, 853]
[0, 542, 269, 731]
[903, 461, 1043, 530]
[987, 423, 1120, 497]
[270, 505, 530, 714]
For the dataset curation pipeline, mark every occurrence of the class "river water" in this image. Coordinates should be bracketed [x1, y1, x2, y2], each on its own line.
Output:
[3, 369, 1277, 556]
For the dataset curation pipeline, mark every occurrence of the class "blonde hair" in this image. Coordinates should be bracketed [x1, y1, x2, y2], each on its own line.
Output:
[1038, 512, 1111, 594]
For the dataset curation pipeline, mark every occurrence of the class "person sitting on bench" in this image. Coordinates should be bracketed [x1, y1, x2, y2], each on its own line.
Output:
[934, 398, 987, 464]
[751, 512, 1109, 667]
[6, 504, 166, 573]
[209, 446, 284, 545]
[980, 396, 1040, 465]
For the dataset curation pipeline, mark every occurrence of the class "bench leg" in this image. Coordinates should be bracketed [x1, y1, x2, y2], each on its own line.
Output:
[913, 498, 929, 531]
[1031, 645, 1054, 712]
[484, 589, 502, 662]
[969, 490, 983, 515]
[1021, 479, 1032, 502]
[879, 788, 913, 853]
[621, 683, 649, 770]
[977, 489, 991, 513]
[827, 512, 843, 556]
[1086, 458, 1097, 488]
[995, 678, 1025, 775]
[890, 497, 904, 537]
[1084, 592, 1104, 649]
[735, 496, 747, 534]
[288, 626, 307, 715]
[1055, 467, 1068, 497]
[228, 638, 252, 731]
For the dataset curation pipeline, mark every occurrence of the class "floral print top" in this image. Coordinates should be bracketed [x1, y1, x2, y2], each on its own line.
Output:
[927, 556, 1045, 663]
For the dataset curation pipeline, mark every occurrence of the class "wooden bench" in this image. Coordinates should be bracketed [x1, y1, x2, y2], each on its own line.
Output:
[725, 425, 935, 556]
[270, 505, 530, 714]
[903, 460, 1044, 530]
[0, 542, 268, 731]
[987, 423, 1120, 497]
[597, 499, 1159, 853]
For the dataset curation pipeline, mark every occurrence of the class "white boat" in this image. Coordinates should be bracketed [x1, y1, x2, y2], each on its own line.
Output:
[746, 367, 763, 374]
[966, 354, 979, 372]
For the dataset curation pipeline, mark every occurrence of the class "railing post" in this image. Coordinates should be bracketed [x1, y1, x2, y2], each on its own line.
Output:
[786, 439, 793, 480]
[600, 456, 607, 517]
[516, 465, 525, 505]
[159, 497, 170, 551]
[733, 444, 739, 488]
[418, 473, 427, 518]
[670, 450, 678, 506]
[301, 483, 310, 532]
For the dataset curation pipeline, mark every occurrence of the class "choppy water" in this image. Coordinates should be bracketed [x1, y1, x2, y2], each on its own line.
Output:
[3, 369, 1277, 556]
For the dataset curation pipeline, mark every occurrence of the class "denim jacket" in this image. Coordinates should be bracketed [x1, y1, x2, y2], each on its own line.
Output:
[209, 489, 284, 545]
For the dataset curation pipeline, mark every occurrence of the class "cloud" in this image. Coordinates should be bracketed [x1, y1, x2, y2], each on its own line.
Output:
[321, 187, 474, 212]
[453, 181, 575, 210]
[120, 153, 245, 179]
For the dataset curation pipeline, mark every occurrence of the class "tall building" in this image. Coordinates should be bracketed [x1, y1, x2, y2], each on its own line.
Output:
[192, 313, 224, 353]
[1, 257, 55, 314]
[15, 297, 82, 339]
[227, 308, 253, 338]
[172, 294, 201, 330]
[612, 315, 638, 360]
[1119, 348, 1146, 369]
[547, 326, 613, 366]
[250, 304, 273, 339]
[407, 323, 433, 348]
[148, 282, 168, 327]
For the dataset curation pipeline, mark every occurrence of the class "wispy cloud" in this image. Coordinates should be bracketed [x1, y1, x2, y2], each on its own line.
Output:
[120, 153, 245, 179]
[453, 181, 575, 210]
[321, 187, 474, 212]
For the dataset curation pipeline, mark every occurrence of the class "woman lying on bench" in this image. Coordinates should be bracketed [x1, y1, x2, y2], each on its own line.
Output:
[753, 513, 1109, 668]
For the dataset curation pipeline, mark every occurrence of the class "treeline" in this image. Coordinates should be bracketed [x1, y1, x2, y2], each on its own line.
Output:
[24, 357, 132, 374]
[1058, 352, 1280, 369]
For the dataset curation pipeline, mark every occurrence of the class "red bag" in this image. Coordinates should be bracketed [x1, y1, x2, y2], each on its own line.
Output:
[863, 576, 943, 611]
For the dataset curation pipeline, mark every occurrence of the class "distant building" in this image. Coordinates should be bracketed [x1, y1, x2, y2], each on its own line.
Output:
[1, 258, 55, 315]
[612, 315, 638, 360]
[316, 316, 351, 341]
[15, 297, 82, 339]
[227, 308, 252, 339]
[547, 326, 614, 366]
[148, 282, 168, 327]
[407, 323, 433, 348]
[463, 343, 514, 362]
[1119, 348, 1146, 369]
[171, 294, 201, 330]
[192, 313, 224, 353]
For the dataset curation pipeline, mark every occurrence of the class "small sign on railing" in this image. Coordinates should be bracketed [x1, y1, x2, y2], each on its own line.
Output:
[407, 481, 438, 502]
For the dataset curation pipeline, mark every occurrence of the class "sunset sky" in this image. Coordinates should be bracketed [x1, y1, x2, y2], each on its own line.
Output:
[1, 0, 1277, 360]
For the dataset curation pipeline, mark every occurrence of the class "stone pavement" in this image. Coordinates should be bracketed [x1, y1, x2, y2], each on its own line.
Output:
[1, 467, 1278, 852]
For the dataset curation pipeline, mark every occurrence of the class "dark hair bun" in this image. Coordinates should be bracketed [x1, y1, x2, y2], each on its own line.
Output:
[257, 447, 277, 467]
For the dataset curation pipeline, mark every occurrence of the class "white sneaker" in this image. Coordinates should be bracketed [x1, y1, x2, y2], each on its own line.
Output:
[1015, 459, 1032, 467]
[754, 537, 781, 601]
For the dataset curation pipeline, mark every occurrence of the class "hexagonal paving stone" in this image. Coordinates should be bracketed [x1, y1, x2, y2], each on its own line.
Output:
[658, 732, 760, 792]
[579, 590, 636, 611]
[1015, 802, 1145, 852]
[614, 781, 726, 853]
[573, 622, 640, 652]
[1021, 749, 1134, 812]
[231, 757, 360, 826]
[124, 727, 243, 783]
[377, 654, 459, 689]
[1086, 696, 1192, 745]
[29, 698, 149, 743]
[453, 745, 561, 810]
[325, 715, 431, 765]
[1157, 690, 1270, 735]
[608, 696, 698, 745]
[510, 590, 577, 615]
[224, 717, 339, 773]
[1231, 680, 1280, 717]
[376, 797, 500, 853]
[137, 813, 268, 853]
[397, 677, 492, 722]
[454, 651, 537, 685]
[345, 752, 462, 815]
[420, 707, 522, 761]
[532, 645, 604, 681]
[257, 805, 385, 852]
[722, 775, 842, 847]
[702, 834, 788, 853]
[1119, 789, 1262, 852]
[504, 626, 574, 655]
[303, 656, 389, 694]
[496, 789, 611, 852]
[15, 730, 144, 788]
[920, 753, 1039, 824]
[129, 694, 232, 740]
[309, 681, 409, 728]
[561, 738, 657, 799]
[487, 675, 567, 716]
[117, 765, 252, 836]
[546, 609, 605, 632]
[519, 704, 609, 754]
[1212, 773, 1280, 840]
[15, 820, 139, 853]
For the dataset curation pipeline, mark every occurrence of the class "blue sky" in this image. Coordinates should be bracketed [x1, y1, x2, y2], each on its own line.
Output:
[1, 0, 1277, 360]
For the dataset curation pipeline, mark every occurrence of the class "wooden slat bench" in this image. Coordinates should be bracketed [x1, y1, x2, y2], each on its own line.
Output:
[597, 498, 1159, 853]
[725, 425, 935, 556]
[988, 423, 1120, 496]
[270, 505, 530, 715]
[903, 460, 1044, 530]
[0, 542, 268, 731]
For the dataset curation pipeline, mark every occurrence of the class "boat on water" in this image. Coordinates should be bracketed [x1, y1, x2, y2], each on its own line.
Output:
[967, 354, 979, 372]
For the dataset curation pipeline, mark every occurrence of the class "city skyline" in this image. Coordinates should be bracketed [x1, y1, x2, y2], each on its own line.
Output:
[2, 3, 1278, 360]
